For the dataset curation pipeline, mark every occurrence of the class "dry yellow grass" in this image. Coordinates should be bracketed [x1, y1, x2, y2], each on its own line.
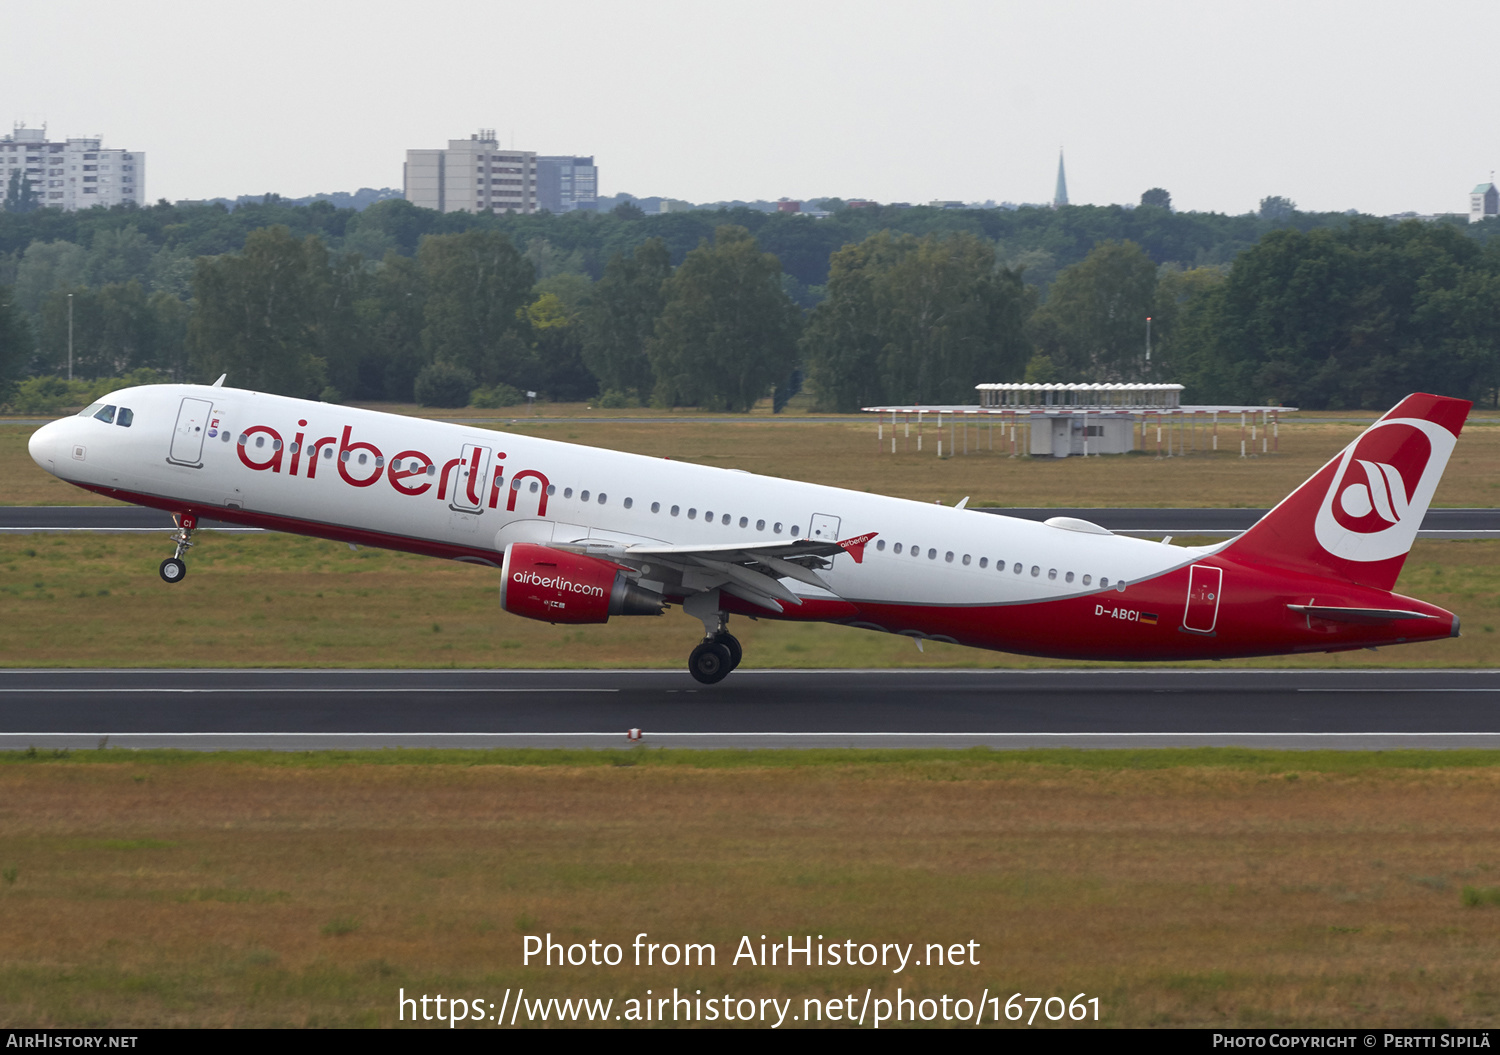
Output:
[0, 754, 1497, 1027]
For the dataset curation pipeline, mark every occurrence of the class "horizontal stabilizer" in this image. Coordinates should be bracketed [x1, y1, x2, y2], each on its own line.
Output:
[1286, 604, 1436, 624]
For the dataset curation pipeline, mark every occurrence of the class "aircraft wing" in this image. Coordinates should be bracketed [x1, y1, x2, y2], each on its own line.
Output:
[554, 533, 876, 614]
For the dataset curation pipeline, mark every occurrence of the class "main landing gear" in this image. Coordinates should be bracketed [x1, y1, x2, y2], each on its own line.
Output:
[689, 631, 742, 685]
[683, 590, 742, 684]
[159, 513, 196, 584]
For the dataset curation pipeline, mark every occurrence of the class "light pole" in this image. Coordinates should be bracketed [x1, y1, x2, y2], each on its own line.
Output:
[67, 292, 73, 382]
[1145, 315, 1152, 373]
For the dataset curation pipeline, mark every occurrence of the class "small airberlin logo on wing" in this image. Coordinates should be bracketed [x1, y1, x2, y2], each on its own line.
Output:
[513, 570, 605, 598]
[1313, 417, 1456, 562]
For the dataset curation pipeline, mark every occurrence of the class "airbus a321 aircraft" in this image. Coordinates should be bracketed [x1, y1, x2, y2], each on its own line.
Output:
[27, 381, 1468, 683]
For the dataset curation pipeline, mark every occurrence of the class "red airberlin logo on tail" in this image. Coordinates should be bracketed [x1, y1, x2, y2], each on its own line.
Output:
[1314, 417, 1455, 561]
[1329, 424, 1428, 534]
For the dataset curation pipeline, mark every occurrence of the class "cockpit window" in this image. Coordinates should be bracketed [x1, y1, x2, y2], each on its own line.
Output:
[116, 408, 133, 427]
[93, 405, 117, 424]
[78, 402, 105, 418]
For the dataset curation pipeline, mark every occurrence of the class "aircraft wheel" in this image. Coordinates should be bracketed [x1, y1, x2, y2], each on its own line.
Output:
[688, 641, 734, 684]
[713, 632, 742, 671]
[159, 557, 187, 584]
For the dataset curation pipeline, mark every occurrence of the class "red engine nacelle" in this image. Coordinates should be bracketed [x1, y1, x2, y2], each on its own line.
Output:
[500, 543, 664, 625]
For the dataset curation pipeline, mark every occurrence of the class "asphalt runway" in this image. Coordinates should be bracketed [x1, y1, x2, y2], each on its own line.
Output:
[1, 668, 1497, 751]
[5, 505, 1500, 538]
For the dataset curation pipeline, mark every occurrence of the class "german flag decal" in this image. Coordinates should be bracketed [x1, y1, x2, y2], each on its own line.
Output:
[1140, 612, 1159, 625]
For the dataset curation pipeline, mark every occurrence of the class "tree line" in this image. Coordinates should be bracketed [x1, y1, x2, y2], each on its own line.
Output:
[3, 196, 1500, 412]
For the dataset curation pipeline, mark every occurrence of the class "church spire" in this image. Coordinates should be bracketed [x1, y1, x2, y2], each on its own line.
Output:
[1053, 149, 1069, 208]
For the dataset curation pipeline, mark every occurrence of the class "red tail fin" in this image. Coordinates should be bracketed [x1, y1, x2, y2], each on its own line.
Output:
[1223, 393, 1470, 591]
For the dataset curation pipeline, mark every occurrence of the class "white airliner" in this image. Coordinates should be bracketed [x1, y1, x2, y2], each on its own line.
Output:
[27, 381, 1468, 682]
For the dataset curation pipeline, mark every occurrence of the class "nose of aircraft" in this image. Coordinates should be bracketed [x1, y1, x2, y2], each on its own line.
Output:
[28, 418, 68, 476]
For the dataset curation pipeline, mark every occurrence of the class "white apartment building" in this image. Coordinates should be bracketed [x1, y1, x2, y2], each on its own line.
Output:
[1, 126, 145, 210]
[405, 130, 537, 214]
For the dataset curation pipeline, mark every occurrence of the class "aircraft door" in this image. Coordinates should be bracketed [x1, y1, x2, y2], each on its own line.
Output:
[450, 444, 492, 513]
[168, 397, 215, 466]
[808, 513, 841, 542]
[1182, 564, 1223, 634]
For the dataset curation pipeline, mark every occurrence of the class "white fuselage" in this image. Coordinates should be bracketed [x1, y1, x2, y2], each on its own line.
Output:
[28, 384, 1206, 613]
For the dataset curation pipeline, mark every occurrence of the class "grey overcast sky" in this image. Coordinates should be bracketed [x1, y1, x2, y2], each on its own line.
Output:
[5, 0, 1493, 216]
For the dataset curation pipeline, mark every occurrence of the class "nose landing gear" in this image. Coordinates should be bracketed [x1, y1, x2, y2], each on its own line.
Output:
[159, 513, 196, 584]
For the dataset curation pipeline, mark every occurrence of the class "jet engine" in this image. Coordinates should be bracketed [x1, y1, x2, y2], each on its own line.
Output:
[499, 543, 664, 624]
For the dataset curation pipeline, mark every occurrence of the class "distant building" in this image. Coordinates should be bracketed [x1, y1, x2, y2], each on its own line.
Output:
[537, 156, 597, 213]
[865, 382, 1294, 460]
[1053, 149, 1068, 208]
[404, 130, 537, 214]
[0, 125, 144, 211]
[775, 199, 801, 213]
[846, 199, 879, 209]
[1470, 181, 1498, 224]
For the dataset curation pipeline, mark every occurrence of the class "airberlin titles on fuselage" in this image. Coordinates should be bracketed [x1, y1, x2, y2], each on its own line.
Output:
[233, 419, 548, 515]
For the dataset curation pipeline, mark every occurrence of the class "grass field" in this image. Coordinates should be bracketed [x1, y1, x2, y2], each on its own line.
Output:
[1, 532, 1498, 668]
[6, 412, 1500, 509]
[1, 749, 1498, 1028]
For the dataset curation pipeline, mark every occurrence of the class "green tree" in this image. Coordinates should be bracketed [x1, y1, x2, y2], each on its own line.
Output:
[582, 238, 671, 402]
[1139, 188, 1172, 210]
[526, 291, 596, 402]
[417, 230, 535, 387]
[39, 282, 157, 378]
[803, 231, 1032, 409]
[1182, 221, 1500, 408]
[1029, 240, 1159, 381]
[3, 171, 39, 215]
[14, 240, 87, 317]
[350, 251, 426, 401]
[187, 226, 336, 396]
[86, 225, 155, 287]
[147, 289, 191, 380]
[648, 226, 801, 412]
[1258, 195, 1297, 221]
[0, 285, 33, 395]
